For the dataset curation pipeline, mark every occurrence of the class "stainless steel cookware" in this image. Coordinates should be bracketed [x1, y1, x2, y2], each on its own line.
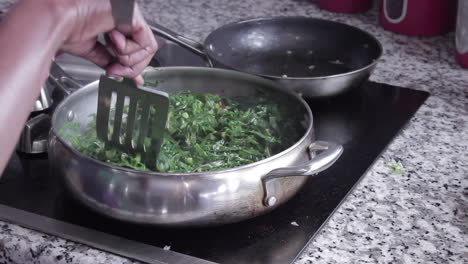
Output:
[150, 16, 382, 98]
[33, 84, 53, 112]
[17, 62, 80, 154]
[48, 67, 343, 226]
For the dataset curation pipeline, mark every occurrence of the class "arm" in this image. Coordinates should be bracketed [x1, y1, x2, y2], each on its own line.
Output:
[0, 0, 157, 173]
[0, 0, 70, 172]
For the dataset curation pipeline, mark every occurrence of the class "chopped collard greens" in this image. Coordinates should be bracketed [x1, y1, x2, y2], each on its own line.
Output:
[386, 161, 405, 175]
[60, 90, 303, 173]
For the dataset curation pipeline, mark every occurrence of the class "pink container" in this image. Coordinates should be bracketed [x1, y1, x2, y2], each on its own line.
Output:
[317, 0, 373, 13]
[379, 0, 456, 36]
[456, 0, 468, 68]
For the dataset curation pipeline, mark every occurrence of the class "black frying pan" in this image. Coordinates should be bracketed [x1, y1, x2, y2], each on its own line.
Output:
[150, 16, 382, 98]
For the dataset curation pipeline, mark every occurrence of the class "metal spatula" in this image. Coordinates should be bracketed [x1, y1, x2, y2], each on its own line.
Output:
[96, 77, 169, 166]
[96, 0, 169, 167]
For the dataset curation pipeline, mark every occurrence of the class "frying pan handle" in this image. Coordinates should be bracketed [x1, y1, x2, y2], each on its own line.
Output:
[48, 61, 83, 96]
[261, 141, 343, 207]
[149, 23, 213, 67]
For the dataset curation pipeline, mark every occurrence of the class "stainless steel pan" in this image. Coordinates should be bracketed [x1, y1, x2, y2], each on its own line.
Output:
[48, 67, 342, 226]
[150, 16, 382, 98]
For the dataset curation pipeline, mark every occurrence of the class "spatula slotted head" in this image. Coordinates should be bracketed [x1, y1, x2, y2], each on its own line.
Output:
[96, 76, 169, 168]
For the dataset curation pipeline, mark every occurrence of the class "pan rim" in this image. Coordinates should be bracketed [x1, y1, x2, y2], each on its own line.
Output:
[50, 66, 315, 177]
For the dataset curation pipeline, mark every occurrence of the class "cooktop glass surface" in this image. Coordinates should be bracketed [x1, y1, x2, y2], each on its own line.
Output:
[0, 80, 428, 264]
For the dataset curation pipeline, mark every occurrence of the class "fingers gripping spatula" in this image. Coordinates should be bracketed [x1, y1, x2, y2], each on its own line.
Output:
[96, 0, 169, 168]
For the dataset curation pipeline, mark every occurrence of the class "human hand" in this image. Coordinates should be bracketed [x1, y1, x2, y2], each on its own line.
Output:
[58, 0, 158, 85]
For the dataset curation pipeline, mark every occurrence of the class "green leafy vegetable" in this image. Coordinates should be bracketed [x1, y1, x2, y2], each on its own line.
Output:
[386, 161, 405, 174]
[60, 91, 302, 173]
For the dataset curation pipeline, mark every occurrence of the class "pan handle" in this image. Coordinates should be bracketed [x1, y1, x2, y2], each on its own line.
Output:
[49, 61, 83, 96]
[261, 141, 343, 207]
[149, 23, 213, 67]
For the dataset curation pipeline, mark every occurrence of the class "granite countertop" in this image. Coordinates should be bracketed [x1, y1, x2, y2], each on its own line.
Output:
[1, 0, 467, 263]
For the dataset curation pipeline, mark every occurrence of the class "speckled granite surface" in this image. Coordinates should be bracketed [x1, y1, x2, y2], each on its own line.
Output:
[0, 0, 467, 263]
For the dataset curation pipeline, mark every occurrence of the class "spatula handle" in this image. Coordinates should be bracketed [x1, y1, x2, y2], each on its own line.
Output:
[110, 0, 135, 35]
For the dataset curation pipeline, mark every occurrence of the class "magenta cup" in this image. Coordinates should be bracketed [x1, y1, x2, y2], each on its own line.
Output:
[456, 0, 468, 68]
[379, 0, 456, 36]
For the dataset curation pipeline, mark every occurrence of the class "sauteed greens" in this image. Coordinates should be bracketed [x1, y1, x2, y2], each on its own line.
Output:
[60, 91, 302, 173]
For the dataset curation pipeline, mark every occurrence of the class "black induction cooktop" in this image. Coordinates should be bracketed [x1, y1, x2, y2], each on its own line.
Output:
[0, 79, 429, 264]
